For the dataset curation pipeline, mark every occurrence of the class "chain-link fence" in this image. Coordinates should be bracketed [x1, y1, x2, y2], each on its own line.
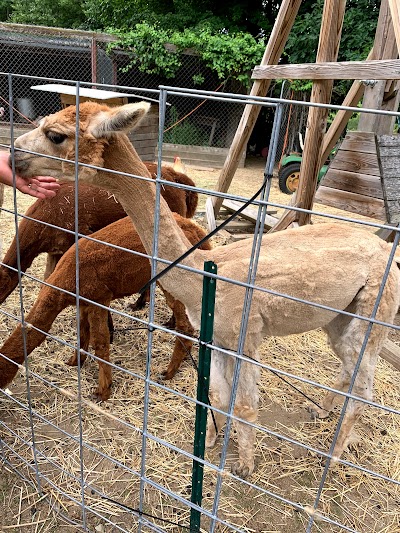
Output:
[1, 71, 400, 532]
[0, 23, 261, 168]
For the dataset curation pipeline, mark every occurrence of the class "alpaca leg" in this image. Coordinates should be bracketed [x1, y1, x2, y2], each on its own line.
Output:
[88, 305, 112, 401]
[44, 253, 62, 280]
[231, 360, 260, 478]
[162, 298, 193, 380]
[0, 285, 68, 388]
[205, 350, 231, 448]
[128, 288, 150, 312]
[107, 311, 114, 344]
[66, 306, 90, 367]
[323, 306, 390, 457]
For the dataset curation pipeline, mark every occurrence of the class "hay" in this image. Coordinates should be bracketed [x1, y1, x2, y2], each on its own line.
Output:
[1, 163, 400, 532]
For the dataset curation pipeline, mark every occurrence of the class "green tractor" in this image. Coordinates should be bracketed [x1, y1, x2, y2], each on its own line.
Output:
[277, 153, 329, 194]
[277, 132, 337, 194]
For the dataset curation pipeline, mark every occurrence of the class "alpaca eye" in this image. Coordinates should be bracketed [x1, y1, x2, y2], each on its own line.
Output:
[46, 131, 67, 144]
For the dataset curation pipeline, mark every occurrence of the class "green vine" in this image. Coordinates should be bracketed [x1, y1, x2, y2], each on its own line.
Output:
[108, 23, 265, 87]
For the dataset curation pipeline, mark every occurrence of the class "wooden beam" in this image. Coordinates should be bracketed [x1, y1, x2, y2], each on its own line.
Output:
[252, 59, 400, 80]
[314, 185, 386, 219]
[211, 0, 302, 216]
[320, 169, 384, 198]
[381, 339, 400, 371]
[388, 0, 400, 53]
[272, 0, 347, 232]
[222, 199, 278, 228]
[320, 50, 375, 163]
[359, 0, 399, 133]
[377, 134, 400, 223]
[323, 0, 398, 176]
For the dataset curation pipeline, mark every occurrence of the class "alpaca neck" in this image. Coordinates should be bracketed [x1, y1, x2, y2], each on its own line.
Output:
[97, 135, 204, 305]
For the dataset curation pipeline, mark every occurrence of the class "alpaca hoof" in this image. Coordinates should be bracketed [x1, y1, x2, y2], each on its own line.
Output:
[231, 459, 254, 479]
[307, 405, 330, 421]
[66, 355, 86, 367]
[159, 369, 176, 381]
[92, 387, 111, 402]
[205, 432, 218, 449]
[162, 315, 175, 329]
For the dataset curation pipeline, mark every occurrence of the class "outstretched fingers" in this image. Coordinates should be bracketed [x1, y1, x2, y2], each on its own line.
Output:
[17, 176, 60, 199]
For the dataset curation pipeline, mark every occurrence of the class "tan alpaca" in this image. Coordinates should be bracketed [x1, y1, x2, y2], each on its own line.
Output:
[8, 101, 400, 478]
[0, 214, 212, 400]
[0, 162, 198, 304]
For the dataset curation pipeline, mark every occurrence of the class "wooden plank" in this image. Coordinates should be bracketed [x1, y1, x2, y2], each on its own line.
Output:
[224, 220, 261, 230]
[329, 149, 381, 176]
[205, 197, 217, 231]
[314, 185, 386, 219]
[222, 199, 278, 227]
[358, 0, 399, 133]
[377, 134, 400, 221]
[272, 0, 347, 232]
[338, 131, 377, 154]
[381, 339, 400, 371]
[321, 50, 375, 162]
[212, 0, 302, 216]
[252, 59, 400, 80]
[320, 168, 384, 198]
[388, 0, 400, 54]
[384, 199, 400, 222]
[294, 0, 346, 227]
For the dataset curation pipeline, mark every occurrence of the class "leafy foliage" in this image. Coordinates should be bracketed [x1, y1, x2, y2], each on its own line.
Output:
[9, 0, 85, 28]
[285, 0, 380, 98]
[82, 0, 275, 35]
[109, 24, 266, 87]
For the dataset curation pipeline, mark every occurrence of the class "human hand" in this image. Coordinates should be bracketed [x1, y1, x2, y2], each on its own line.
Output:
[0, 151, 60, 199]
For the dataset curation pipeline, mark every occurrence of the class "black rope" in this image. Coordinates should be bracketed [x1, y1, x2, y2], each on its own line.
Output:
[236, 349, 327, 413]
[139, 178, 270, 295]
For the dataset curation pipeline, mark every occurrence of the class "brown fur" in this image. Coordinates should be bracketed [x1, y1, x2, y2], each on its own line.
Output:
[10, 101, 400, 478]
[0, 163, 198, 304]
[0, 214, 211, 400]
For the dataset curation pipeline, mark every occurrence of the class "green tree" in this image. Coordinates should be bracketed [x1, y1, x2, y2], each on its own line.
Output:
[82, 0, 276, 35]
[0, 0, 12, 21]
[284, 0, 380, 98]
[10, 0, 85, 28]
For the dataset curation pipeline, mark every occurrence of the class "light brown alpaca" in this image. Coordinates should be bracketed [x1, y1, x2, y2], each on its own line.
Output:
[0, 214, 212, 400]
[0, 163, 198, 304]
[8, 101, 400, 478]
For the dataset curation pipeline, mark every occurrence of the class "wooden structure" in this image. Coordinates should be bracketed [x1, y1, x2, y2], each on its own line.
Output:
[31, 84, 159, 162]
[207, 0, 400, 367]
[210, 0, 400, 225]
[315, 131, 400, 224]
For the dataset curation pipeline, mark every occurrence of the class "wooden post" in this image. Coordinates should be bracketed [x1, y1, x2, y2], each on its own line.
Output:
[388, 0, 400, 52]
[211, 0, 302, 216]
[272, 0, 347, 231]
[358, 0, 398, 134]
[320, 53, 373, 162]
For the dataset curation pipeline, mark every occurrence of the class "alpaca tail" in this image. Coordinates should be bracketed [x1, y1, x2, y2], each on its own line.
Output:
[0, 284, 70, 388]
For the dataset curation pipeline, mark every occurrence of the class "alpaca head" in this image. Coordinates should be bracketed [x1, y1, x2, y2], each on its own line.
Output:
[11, 101, 151, 183]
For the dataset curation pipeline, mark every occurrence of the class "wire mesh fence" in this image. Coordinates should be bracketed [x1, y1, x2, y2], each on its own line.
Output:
[0, 72, 400, 533]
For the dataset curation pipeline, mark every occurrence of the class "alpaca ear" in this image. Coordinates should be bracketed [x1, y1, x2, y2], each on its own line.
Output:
[89, 102, 151, 138]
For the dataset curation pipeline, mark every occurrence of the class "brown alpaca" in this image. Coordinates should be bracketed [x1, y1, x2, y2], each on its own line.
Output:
[9, 101, 400, 478]
[0, 214, 211, 401]
[0, 162, 198, 305]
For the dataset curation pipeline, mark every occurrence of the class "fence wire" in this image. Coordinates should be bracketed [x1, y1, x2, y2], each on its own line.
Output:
[0, 73, 400, 533]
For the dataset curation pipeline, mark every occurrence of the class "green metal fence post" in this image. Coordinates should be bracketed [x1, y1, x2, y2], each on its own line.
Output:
[190, 261, 217, 532]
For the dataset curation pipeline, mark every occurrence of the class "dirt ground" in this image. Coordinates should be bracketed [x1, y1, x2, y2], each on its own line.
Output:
[0, 156, 400, 532]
